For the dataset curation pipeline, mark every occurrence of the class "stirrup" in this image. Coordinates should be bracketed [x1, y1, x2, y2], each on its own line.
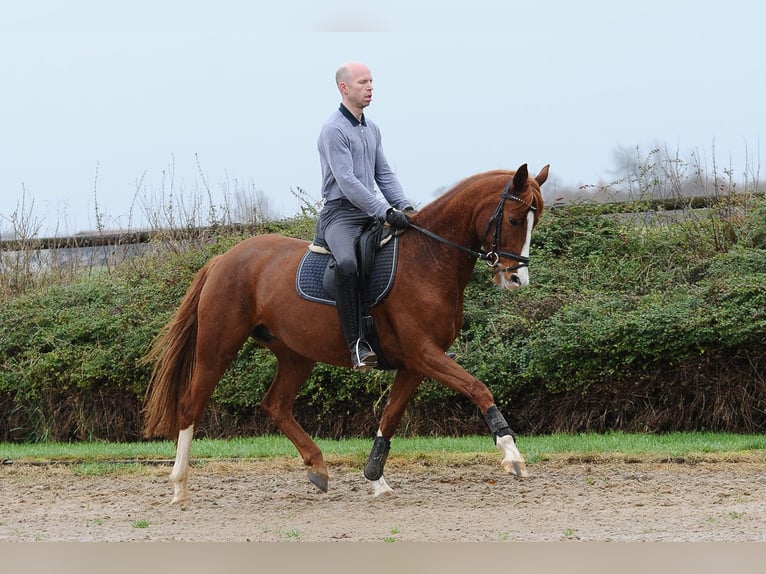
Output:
[351, 339, 377, 371]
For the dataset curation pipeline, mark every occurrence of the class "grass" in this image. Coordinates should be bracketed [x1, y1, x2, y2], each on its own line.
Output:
[131, 519, 150, 529]
[2, 432, 766, 465]
[72, 461, 144, 476]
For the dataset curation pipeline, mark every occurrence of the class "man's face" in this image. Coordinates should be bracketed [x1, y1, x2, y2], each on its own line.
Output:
[342, 67, 373, 111]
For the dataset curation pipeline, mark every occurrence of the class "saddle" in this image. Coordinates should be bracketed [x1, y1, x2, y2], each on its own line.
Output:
[295, 220, 400, 370]
[296, 220, 398, 307]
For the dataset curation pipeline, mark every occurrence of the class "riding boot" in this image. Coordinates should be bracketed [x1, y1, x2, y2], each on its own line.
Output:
[334, 267, 377, 371]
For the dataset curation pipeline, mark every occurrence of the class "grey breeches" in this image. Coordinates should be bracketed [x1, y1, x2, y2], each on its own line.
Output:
[316, 200, 374, 275]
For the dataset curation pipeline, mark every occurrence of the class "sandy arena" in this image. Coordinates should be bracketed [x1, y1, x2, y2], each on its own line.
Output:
[2, 455, 766, 542]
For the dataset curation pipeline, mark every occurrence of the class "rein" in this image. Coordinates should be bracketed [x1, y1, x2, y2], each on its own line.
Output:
[406, 221, 494, 262]
[406, 178, 536, 273]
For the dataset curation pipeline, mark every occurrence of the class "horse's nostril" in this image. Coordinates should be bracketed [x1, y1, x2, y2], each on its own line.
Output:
[510, 274, 521, 286]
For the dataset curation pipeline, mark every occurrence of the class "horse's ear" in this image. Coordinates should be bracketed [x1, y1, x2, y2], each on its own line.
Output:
[535, 164, 550, 186]
[512, 163, 529, 190]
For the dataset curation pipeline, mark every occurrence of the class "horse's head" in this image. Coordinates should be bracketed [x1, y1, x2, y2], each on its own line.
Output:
[480, 163, 548, 291]
[405, 164, 548, 291]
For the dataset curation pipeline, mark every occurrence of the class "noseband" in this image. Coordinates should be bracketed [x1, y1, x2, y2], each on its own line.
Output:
[406, 176, 537, 272]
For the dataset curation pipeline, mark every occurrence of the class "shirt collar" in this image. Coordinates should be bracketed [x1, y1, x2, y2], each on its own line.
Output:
[339, 103, 366, 126]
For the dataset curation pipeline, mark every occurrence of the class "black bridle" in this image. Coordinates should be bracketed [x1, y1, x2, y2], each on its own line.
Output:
[483, 180, 538, 273]
[407, 177, 537, 273]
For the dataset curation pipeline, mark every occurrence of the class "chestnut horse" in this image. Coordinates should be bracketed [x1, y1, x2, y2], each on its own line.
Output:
[143, 163, 548, 504]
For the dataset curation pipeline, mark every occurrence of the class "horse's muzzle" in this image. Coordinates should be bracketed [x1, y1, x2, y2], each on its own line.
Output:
[495, 268, 529, 290]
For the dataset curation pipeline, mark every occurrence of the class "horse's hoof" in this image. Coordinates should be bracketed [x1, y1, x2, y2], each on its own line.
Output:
[371, 476, 395, 498]
[308, 470, 329, 493]
[502, 459, 529, 478]
[170, 494, 191, 506]
[171, 484, 191, 506]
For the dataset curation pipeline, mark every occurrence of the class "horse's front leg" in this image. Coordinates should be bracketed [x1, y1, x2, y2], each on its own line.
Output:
[364, 369, 422, 497]
[417, 350, 528, 479]
[484, 405, 528, 477]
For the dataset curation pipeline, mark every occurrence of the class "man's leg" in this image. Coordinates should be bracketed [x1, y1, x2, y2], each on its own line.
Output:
[321, 209, 377, 370]
[334, 266, 377, 370]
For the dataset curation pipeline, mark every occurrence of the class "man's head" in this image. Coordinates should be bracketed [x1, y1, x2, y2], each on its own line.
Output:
[336, 62, 373, 117]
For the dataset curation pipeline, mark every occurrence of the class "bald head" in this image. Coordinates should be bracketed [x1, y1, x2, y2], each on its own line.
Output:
[336, 62, 371, 87]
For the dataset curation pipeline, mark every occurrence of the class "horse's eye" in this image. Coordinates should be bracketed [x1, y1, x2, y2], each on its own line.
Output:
[508, 217, 520, 226]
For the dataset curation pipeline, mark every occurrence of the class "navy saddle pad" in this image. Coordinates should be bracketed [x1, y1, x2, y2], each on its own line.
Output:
[295, 237, 399, 306]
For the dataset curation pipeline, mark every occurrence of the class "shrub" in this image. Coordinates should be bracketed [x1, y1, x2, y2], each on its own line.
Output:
[1, 193, 764, 440]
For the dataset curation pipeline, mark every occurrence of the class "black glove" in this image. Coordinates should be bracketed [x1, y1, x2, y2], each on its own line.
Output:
[385, 208, 412, 228]
[402, 205, 416, 213]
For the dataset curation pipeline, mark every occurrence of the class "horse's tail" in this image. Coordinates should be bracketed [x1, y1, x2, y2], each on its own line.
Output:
[142, 258, 215, 439]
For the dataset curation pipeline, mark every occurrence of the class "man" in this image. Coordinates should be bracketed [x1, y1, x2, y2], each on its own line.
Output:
[315, 61, 414, 371]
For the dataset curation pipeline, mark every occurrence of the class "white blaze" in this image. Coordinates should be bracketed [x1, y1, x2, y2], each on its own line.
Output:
[499, 209, 535, 289]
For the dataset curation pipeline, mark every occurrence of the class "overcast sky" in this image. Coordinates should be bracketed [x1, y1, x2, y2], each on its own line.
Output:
[1, 0, 763, 235]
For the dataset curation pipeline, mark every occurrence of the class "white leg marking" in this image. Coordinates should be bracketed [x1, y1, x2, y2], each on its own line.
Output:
[170, 424, 194, 505]
[370, 476, 395, 498]
[496, 434, 529, 477]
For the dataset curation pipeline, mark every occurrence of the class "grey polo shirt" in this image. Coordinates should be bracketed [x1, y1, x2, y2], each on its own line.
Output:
[318, 104, 411, 219]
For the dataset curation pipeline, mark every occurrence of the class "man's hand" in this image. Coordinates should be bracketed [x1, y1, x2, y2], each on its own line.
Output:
[385, 208, 412, 228]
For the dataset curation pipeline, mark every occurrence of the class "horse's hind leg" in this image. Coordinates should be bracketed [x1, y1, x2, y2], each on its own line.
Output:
[259, 351, 327, 491]
[171, 323, 253, 505]
[168, 364, 234, 505]
[364, 369, 423, 497]
[169, 358, 244, 505]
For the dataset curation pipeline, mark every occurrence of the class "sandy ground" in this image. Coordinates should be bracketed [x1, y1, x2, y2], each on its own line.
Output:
[2, 455, 766, 542]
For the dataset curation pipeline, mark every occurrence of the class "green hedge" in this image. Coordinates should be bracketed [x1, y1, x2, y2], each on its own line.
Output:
[1, 201, 765, 441]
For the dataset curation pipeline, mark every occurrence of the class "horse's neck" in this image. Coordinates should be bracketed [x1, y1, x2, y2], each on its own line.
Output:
[416, 194, 484, 254]
[409, 200, 483, 286]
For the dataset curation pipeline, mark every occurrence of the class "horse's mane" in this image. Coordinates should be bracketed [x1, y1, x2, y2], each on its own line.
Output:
[412, 168, 543, 229]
